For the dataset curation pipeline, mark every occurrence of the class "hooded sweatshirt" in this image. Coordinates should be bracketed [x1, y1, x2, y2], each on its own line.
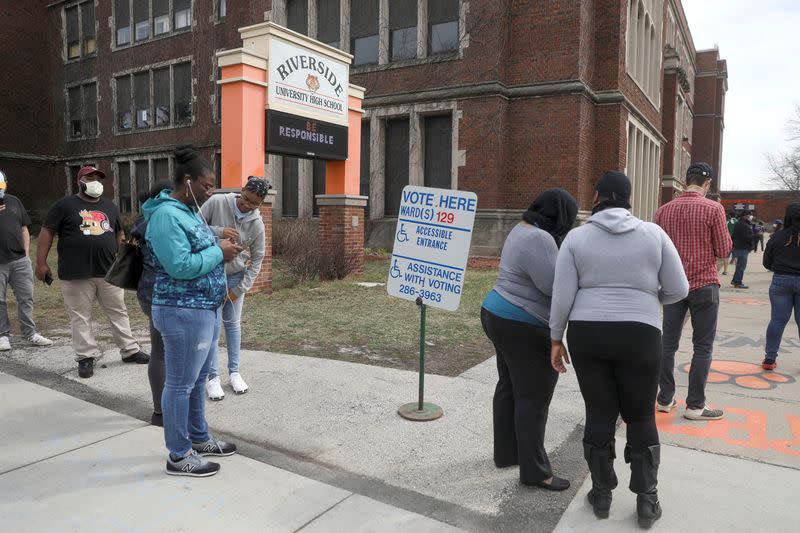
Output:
[200, 193, 266, 298]
[549, 208, 689, 341]
[142, 190, 226, 310]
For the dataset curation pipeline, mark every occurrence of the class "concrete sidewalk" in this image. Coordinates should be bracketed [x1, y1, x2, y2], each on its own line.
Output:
[0, 373, 460, 533]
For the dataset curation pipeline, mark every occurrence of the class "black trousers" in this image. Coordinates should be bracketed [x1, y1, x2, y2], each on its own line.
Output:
[567, 321, 661, 449]
[481, 308, 558, 484]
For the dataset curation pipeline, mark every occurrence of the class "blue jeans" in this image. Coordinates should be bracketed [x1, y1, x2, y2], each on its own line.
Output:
[765, 273, 800, 361]
[153, 305, 221, 457]
[732, 249, 750, 285]
[209, 272, 246, 378]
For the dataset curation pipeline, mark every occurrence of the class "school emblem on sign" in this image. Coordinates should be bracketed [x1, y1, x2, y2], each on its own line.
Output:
[306, 74, 320, 93]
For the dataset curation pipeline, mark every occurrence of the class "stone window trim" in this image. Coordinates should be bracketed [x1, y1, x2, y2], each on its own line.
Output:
[625, 0, 662, 111]
[214, 0, 227, 24]
[113, 152, 175, 213]
[362, 101, 464, 220]
[60, 0, 97, 64]
[269, 0, 468, 70]
[111, 0, 194, 52]
[64, 78, 100, 142]
[111, 56, 195, 136]
[625, 114, 663, 222]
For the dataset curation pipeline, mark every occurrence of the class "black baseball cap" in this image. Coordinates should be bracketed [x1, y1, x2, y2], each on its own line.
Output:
[596, 171, 632, 206]
[687, 162, 713, 180]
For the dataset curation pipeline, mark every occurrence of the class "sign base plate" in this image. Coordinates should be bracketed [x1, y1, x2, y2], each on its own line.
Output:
[398, 402, 443, 421]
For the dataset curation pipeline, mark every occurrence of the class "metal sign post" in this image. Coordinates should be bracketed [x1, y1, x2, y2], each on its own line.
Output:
[388, 186, 478, 422]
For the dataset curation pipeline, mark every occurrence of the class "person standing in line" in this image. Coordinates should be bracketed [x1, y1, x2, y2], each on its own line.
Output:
[0, 170, 53, 351]
[752, 220, 766, 252]
[550, 171, 689, 528]
[36, 166, 148, 378]
[131, 180, 173, 427]
[708, 194, 728, 276]
[731, 212, 754, 289]
[654, 163, 732, 422]
[144, 146, 241, 477]
[727, 213, 737, 266]
[201, 176, 269, 400]
[480, 189, 578, 492]
[761, 204, 800, 370]
[773, 219, 784, 233]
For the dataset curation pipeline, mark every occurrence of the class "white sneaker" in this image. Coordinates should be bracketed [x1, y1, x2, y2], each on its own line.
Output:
[684, 405, 724, 421]
[28, 333, 53, 347]
[656, 399, 677, 413]
[230, 372, 248, 394]
[0, 336, 10, 351]
[206, 376, 225, 401]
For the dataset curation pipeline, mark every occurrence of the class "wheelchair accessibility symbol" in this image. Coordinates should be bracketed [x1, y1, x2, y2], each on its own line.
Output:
[390, 260, 402, 279]
[396, 223, 409, 243]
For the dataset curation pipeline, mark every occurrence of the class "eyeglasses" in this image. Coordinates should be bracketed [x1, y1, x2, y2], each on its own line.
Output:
[237, 194, 262, 210]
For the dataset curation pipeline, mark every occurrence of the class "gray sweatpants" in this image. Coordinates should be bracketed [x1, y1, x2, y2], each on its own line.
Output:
[0, 256, 37, 339]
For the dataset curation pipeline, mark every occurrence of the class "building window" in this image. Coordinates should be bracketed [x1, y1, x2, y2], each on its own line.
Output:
[115, 61, 192, 133]
[424, 115, 452, 189]
[385, 118, 410, 216]
[282, 157, 299, 217]
[351, 0, 379, 66]
[153, 158, 170, 183]
[68, 162, 97, 194]
[218, 0, 227, 20]
[118, 162, 132, 213]
[626, 120, 661, 222]
[214, 66, 222, 123]
[135, 160, 150, 202]
[286, 0, 308, 36]
[117, 156, 173, 212]
[115, 0, 192, 48]
[66, 82, 98, 139]
[429, 0, 459, 55]
[626, 0, 662, 105]
[312, 160, 326, 216]
[360, 121, 370, 208]
[390, 0, 417, 61]
[64, 1, 96, 60]
[317, 0, 340, 48]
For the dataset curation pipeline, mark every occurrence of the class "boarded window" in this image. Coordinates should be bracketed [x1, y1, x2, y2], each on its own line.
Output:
[313, 159, 326, 217]
[115, 0, 131, 45]
[81, 2, 96, 54]
[68, 87, 82, 137]
[154, 67, 170, 126]
[117, 77, 132, 130]
[390, 0, 417, 61]
[429, 0, 459, 55]
[134, 72, 150, 129]
[84, 83, 98, 137]
[174, 0, 191, 30]
[351, 0, 379, 65]
[424, 115, 452, 189]
[153, 158, 170, 184]
[359, 121, 370, 208]
[118, 162, 132, 214]
[282, 157, 299, 217]
[66, 7, 80, 59]
[317, 0, 340, 47]
[133, 0, 149, 41]
[135, 160, 150, 204]
[173, 62, 192, 124]
[214, 154, 222, 188]
[154, 0, 170, 34]
[215, 66, 222, 122]
[219, 0, 227, 19]
[286, 0, 308, 36]
[69, 165, 81, 194]
[384, 118, 409, 216]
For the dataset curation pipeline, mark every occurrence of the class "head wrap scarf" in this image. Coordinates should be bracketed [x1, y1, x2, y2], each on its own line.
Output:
[522, 188, 578, 246]
[243, 176, 272, 198]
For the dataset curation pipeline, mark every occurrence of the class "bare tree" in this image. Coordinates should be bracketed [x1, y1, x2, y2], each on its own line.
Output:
[766, 106, 800, 190]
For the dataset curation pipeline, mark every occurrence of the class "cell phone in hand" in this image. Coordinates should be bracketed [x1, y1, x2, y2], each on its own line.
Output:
[44, 272, 53, 285]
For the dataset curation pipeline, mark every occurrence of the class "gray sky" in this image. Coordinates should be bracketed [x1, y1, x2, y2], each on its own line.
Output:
[682, 0, 800, 191]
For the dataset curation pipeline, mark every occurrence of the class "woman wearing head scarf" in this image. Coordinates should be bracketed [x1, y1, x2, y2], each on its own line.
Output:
[480, 188, 578, 491]
[549, 172, 688, 528]
[761, 203, 800, 370]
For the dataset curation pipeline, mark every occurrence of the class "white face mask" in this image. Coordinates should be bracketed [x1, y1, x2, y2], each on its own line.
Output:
[81, 180, 103, 198]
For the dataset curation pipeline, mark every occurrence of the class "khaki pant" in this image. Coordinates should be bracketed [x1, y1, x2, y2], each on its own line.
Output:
[60, 278, 140, 361]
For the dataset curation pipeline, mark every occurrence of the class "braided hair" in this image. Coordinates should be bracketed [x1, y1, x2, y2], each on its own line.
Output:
[173, 144, 212, 185]
[243, 176, 271, 198]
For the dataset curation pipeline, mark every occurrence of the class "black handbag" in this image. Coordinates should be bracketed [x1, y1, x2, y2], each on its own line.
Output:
[104, 240, 143, 290]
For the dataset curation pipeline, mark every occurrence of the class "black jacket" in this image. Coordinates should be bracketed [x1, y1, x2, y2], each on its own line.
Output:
[764, 229, 800, 275]
[732, 219, 753, 250]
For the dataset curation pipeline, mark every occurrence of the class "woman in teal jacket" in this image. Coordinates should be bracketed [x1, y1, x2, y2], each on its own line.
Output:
[144, 145, 241, 477]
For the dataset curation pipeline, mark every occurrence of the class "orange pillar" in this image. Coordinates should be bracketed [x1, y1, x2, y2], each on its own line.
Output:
[218, 50, 268, 189]
[318, 85, 368, 276]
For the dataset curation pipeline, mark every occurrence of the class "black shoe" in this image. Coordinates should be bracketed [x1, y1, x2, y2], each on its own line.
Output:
[636, 493, 662, 529]
[78, 358, 94, 378]
[122, 351, 150, 364]
[525, 476, 571, 491]
[731, 283, 749, 289]
[165, 450, 220, 477]
[151, 412, 163, 427]
[625, 445, 662, 529]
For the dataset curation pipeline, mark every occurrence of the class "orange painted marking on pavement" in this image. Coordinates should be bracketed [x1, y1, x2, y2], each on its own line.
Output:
[735, 376, 771, 389]
[707, 371, 729, 383]
[710, 361, 762, 375]
[656, 406, 776, 452]
[770, 416, 800, 457]
[679, 360, 795, 390]
[722, 297, 768, 306]
[762, 372, 791, 383]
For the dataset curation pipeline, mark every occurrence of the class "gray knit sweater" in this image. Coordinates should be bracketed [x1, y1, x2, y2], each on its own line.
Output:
[549, 208, 689, 341]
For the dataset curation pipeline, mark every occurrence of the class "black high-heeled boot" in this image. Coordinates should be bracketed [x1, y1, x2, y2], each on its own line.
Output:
[584, 441, 618, 518]
[625, 444, 662, 529]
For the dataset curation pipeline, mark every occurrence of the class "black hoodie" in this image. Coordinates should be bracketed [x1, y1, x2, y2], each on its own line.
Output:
[764, 203, 800, 275]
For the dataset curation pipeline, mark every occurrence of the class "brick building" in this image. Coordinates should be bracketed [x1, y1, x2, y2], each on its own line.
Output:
[0, 0, 727, 255]
[720, 190, 800, 226]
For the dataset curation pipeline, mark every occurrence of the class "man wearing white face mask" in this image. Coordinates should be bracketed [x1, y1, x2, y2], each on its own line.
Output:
[37, 166, 148, 378]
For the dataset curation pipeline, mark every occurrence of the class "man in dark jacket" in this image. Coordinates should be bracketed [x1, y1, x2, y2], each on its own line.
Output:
[731, 213, 754, 288]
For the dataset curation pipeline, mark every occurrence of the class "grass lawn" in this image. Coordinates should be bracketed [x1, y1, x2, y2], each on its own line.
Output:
[24, 240, 497, 376]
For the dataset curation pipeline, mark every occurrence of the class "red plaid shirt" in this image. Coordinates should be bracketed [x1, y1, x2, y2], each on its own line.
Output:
[655, 191, 732, 291]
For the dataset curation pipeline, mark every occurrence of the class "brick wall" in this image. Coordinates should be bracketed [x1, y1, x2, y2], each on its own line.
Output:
[318, 205, 366, 276]
[721, 191, 800, 226]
